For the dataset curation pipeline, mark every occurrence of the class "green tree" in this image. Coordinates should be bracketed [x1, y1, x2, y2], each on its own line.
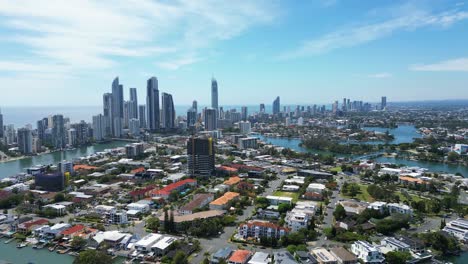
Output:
[54, 193, 66, 203]
[73, 250, 112, 264]
[146, 216, 160, 231]
[71, 236, 87, 250]
[172, 251, 188, 264]
[333, 204, 346, 221]
[447, 151, 459, 163]
[385, 251, 412, 264]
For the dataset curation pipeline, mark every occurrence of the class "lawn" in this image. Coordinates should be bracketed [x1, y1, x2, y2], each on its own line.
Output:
[330, 166, 342, 173]
[341, 184, 375, 202]
[395, 191, 425, 203]
[273, 191, 300, 203]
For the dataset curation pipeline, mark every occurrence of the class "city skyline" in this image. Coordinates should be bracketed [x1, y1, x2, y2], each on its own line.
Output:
[1, 0, 468, 106]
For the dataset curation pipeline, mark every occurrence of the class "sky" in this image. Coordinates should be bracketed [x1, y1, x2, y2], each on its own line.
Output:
[0, 0, 468, 107]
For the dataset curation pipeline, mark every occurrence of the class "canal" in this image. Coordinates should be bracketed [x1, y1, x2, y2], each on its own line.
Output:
[0, 141, 129, 179]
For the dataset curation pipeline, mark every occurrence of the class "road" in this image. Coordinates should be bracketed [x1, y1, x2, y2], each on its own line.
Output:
[190, 173, 288, 263]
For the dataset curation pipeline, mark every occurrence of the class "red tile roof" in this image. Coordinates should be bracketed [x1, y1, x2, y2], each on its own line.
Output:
[129, 185, 156, 197]
[61, 224, 85, 236]
[73, 164, 98, 171]
[229, 250, 252, 263]
[131, 167, 146, 174]
[21, 219, 49, 229]
[151, 179, 196, 197]
[228, 164, 264, 172]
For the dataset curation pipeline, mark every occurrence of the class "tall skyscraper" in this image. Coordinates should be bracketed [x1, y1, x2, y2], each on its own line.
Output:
[52, 114, 66, 149]
[161, 92, 175, 129]
[381, 96, 387, 110]
[17, 128, 33, 154]
[0, 108, 3, 139]
[273, 96, 280, 115]
[187, 108, 197, 128]
[187, 136, 215, 177]
[204, 108, 217, 131]
[92, 114, 106, 141]
[138, 105, 146, 128]
[192, 100, 198, 114]
[128, 118, 140, 136]
[123, 100, 130, 128]
[111, 77, 124, 137]
[260, 104, 265, 113]
[129, 88, 138, 119]
[241, 106, 248, 121]
[36, 118, 48, 144]
[211, 78, 218, 111]
[146, 76, 160, 131]
[103, 93, 113, 137]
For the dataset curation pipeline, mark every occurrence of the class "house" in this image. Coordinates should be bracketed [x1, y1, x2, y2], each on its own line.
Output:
[61, 224, 86, 239]
[306, 183, 326, 194]
[224, 176, 242, 188]
[127, 203, 150, 214]
[151, 236, 178, 256]
[298, 170, 333, 180]
[303, 192, 324, 201]
[283, 185, 300, 192]
[158, 210, 225, 232]
[17, 218, 49, 234]
[134, 233, 163, 253]
[43, 203, 67, 215]
[89, 231, 130, 249]
[284, 176, 305, 186]
[368, 202, 413, 216]
[237, 220, 289, 240]
[266, 195, 293, 206]
[329, 247, 357, 264]
[274, 251, 298, 264]
[350, 241, 385, 263]
[34, 223, 71, 239]
[311, 248, 337, 264]
[211, 247, 233, 264]
[129, 185, 155, 201]
[443, 218, 468, 242]
[248, 252, 270, 264]
[179, 193, 214, 215]
[285, 201, 317, 232]
[380, 237, 410, 254]
[295, 251, 316, 264]
[209, 192, 240, 210]
[228, 249, 252, 264]
[337, 201, 368, 215]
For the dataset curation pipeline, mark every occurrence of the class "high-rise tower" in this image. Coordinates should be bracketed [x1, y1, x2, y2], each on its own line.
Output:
[161, 92, 175, 129]
[146, 77, 160, 131]
[211, 78, 218, 112]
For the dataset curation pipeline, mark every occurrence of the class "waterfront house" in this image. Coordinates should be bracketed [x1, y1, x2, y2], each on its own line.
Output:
[350, 241, 385, 263]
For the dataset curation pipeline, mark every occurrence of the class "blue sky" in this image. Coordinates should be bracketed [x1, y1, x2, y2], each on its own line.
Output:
[0, 0, 468, 106]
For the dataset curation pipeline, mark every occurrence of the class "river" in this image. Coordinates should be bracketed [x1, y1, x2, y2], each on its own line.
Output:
[0, 240, 74, 264]
[257, 124, 468, 176]
[0, 141, 129, 179]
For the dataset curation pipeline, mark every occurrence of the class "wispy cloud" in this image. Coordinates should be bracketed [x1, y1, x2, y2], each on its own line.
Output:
[410, 57, 468, 72]
[157, 54, 203, 70]
[0, 0, 278, 74]
[368, 72, 392, 78]
[278, 7, 468, 59]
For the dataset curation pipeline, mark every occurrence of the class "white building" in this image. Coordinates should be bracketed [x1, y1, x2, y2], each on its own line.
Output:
[350, 241, 385, 263]
[3, 183, 30, 192]
[379, 168, 402, 176]
[367, 202, 413, 216]
[127, 203, 150, 214]
[282, 185, 300, 192]
[266, 196, 293, 205]
[453, 144, 468, 155]
[306, 183, 326, 194]
[135, 233, 163, 253]
[380, 237, 410, 254]
[248, 252, 270, 264]
[285, 201, 317, 232]
[151, 236, 178, 256]
[34, 223, 71, 239]
[311, 248, 338, 264]
[443, 218, 468, 242]
[284, 176, 305, 186]
[239, 121, 251, 135]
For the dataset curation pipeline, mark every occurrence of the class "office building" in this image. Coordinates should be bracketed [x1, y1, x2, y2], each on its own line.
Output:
[204, 108, 217, 131]
[146, 77, 160, 131]
[129, 87, 138, 119]
[52, 114, 66, 149]
[239, 121, 251, 134]
[161, 92, 175, 129]
[273, 96, 280, 115]
[59, 160, 74, 174]
[5, 124, 16, 145]
[187, 137, 215, 176]
[125, 143, 144, 158]
[17, 128, 33, 154]
[35, 172, 65, 192]
[111, 77, 124, 137]
[92, 114, 106, 141]
[260, 103, 265, 113]
[138, 105, 146, 129]
[36, 118, 48, 144]
[123, 100, 130, 128]
[241, 106, 248, 121]
[211, 78, 218, 112]
[68, 128, 77, 146]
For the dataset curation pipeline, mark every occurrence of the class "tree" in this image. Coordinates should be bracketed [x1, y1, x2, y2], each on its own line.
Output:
[172, 251, 188, 264]
[447, 151, 459, 163]
[333, 204, 346, 221]
[54, 193, 66, 203]
[73, 250, 112, 264]
[385, 251, 412, 264]
[146, 216, 160, 232]
[71, 236, 87, 250]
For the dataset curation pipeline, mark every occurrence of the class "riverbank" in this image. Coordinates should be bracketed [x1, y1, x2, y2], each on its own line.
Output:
[0, 141, 129, 179]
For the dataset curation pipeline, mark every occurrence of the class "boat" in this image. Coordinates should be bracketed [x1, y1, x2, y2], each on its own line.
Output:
[4, 238, 15, 244]
[16, 242, 28, 248]
[48, 245, 57, 252]
[68, 252, 79, 257]
[57, 248, 70, 254]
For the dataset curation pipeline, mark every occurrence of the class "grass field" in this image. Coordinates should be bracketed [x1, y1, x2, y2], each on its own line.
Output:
[341, 184, 375, 202]
[273, 191, 300, 202]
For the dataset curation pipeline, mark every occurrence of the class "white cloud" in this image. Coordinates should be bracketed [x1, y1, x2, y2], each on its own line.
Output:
[0, 0, 278, 74]
[278, 7, 468, 59]
[410, 57, 468, 72]
[368, 72, 392, 78]
[156, 54, 203, 70]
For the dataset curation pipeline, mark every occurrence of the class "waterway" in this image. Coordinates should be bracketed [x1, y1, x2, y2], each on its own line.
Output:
[0, 240, 74, 264]
[257, 125, 468, 176]
[0, 141, 129, 179]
